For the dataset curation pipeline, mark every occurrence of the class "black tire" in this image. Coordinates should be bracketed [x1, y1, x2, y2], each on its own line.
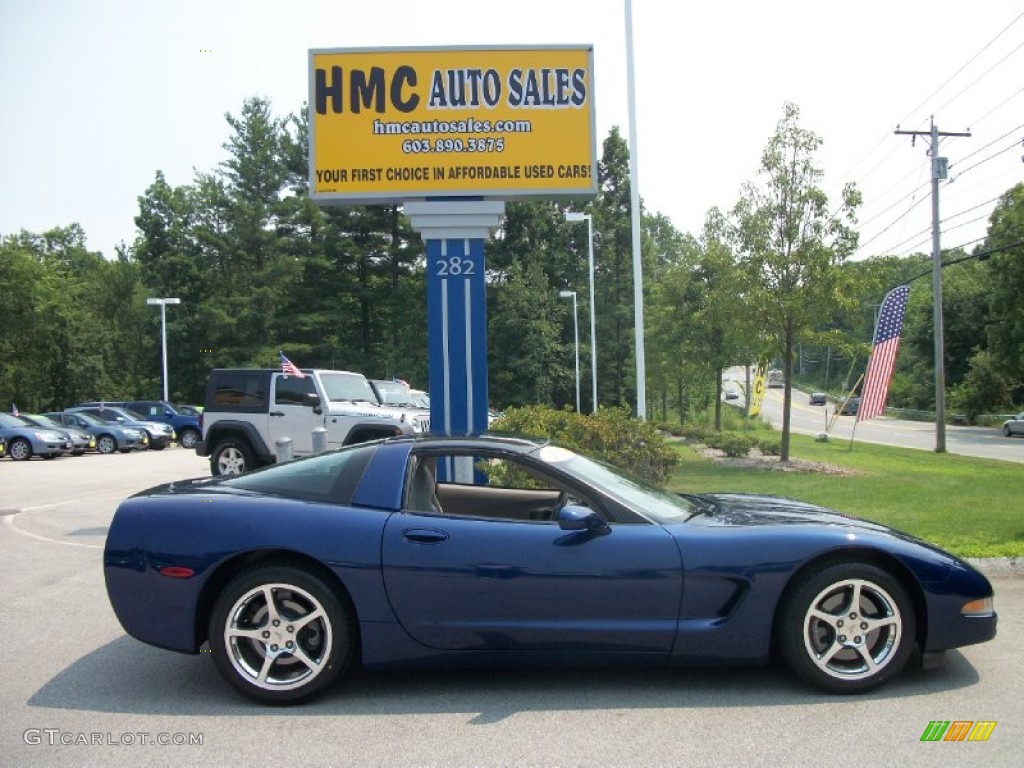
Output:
[96, 434, 117, 455]
[211, 438, 254, 476]
[1005, 426, 1012, 437]
[179, 428, 200, 450]
[208, 565, 355, 705]
[777, 562, 916, 694]
[8, 438, 32, 461]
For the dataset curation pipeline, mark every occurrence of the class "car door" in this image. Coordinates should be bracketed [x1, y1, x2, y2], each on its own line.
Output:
[267, 373, 321, 455]
[381, 451, 683, 653]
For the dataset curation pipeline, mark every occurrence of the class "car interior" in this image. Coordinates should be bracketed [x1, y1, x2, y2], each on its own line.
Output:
[404, 453, 592, 523]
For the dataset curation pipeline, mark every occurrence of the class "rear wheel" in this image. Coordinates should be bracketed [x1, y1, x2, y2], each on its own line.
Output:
[777, 562, 916, 694]
[8, 438, 32, 461]
[208, 565, 355, 704]
[212, 438, 254, 476]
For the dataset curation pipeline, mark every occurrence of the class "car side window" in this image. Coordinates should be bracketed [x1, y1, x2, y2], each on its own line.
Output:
[224, 444, 375, 505]
[213, 373, 267, 407]
[275, 376, 317, 405]
[411, 451, 594, 523]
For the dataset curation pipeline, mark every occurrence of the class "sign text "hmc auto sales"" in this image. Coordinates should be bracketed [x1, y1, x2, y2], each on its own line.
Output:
[308, 46, 597, 203]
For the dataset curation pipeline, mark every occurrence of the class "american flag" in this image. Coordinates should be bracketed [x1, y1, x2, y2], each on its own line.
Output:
[279, 352, 305, 378]
[858, 285, 910, 422]
[11, 403, 18, 416]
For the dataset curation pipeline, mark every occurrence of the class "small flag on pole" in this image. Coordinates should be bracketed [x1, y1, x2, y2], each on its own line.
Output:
[858, 285, 910, 422]
[279, 352, 305, 378]
[11, 403, 18, 417]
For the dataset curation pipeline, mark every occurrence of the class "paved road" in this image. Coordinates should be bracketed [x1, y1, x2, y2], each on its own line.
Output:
[2, 450, 1021, 767]
[722, 370, 1024, 463]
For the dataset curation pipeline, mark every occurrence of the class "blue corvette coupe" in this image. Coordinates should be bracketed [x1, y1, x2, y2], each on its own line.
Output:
[104, 435, 996, 704]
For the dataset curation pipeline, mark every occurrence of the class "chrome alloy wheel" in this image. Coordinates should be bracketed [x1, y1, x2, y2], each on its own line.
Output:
[802, 578, 902, 681]
[216, 446, 247, 475]
[223, 583, 333, 692]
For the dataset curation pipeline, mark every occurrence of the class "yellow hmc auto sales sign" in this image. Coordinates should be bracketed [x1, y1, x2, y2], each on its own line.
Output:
[308, 45, 597, 202]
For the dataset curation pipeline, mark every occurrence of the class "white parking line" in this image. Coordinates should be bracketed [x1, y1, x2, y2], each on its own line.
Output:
[2, 513, 103, 550]
[22, 500, 82, 512]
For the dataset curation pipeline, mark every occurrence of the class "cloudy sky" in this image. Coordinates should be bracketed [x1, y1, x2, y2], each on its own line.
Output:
[1, 0, 1020, 260]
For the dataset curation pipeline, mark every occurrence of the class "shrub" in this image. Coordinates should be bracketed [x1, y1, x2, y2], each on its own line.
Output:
[705, 431, 756, 458]
[490, 405, 679, 484]
[759, 437, 782, 456]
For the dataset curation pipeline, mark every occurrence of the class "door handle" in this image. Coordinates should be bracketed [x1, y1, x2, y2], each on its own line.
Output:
[269, 411, 284, 417]
[402, 528, 449, 544]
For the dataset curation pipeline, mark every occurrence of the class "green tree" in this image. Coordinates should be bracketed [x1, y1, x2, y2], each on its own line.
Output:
[733, 103, 861, 460]
[984, 182, 1024, 401]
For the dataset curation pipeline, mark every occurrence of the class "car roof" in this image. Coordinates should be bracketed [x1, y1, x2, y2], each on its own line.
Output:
[389, 433, 548, 454]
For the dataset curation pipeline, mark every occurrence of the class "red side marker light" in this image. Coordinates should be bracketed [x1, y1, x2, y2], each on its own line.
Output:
[159, 566, 195, 579]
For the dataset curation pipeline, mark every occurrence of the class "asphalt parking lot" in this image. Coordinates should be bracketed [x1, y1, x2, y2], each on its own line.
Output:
[1, 448, 1022, 767]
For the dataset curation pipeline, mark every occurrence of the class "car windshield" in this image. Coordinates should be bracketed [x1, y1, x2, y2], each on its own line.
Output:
[69, 412, 104, 426]
[0, 413, 31, 428]
[319, 372, 378, 403]
[532, 444, 695, 523]
[373, 381, 415, 406]
[91, 407, 145, 422]
[24, 415, 62, 429]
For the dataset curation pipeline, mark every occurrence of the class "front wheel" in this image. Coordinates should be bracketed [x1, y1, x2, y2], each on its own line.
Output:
[179, 428, 200, 450]
[96, 435, 117, 455]
[208, 565, 355, 704]
[211, 439, 254, 476]
[8, 438, 32, 461]
[777, 562, 916, 694]
[1005, 425, 1012, 437]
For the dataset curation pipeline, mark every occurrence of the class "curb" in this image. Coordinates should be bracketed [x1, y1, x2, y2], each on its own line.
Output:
[968, 558, 1024, 579]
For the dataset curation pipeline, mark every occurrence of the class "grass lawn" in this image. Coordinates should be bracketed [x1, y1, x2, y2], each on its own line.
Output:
[665, 433, 1024, 559]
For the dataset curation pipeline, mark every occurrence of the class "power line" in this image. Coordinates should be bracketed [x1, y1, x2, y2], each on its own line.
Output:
[858, 179, 931, 229]
[953, 140, 1023, 177]
[968, 86, 1024, 128]
[934, 40, 1024, 115]
[954, 122, 1024, 165]
[898, 10, 1024, 125]
[855, 193, 931, 254]
[840, 15, 1022, 229]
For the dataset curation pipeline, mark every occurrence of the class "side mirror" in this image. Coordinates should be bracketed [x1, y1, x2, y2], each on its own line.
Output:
[557, 505, 610, 534]
[307, 393, 322, 414]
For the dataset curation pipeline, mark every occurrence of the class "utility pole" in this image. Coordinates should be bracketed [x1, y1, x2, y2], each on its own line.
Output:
[894, 117, 970, 453]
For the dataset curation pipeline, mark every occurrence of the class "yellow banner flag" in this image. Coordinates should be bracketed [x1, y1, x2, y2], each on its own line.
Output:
[749, 359, 768, 417]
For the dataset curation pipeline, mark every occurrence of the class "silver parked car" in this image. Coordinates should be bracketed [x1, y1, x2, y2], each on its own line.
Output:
[19, 413, 95, 455]
[67, 406, 175, 450]
[0, 413, 71, 460]
[1003, 413, 1024, 438]
[43, 411, 148, 454]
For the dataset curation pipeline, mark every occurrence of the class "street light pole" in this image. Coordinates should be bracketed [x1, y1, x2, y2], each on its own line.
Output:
[565, 211, 597, 412]
[146, 297, 181, 402]
[559, 290, 580, 412]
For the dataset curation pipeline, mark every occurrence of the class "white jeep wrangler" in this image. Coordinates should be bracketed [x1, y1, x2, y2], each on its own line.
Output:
[197, 368, 429, 475]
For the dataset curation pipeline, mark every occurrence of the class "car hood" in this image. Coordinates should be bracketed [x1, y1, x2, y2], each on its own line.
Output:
[690, 493, 892, 533]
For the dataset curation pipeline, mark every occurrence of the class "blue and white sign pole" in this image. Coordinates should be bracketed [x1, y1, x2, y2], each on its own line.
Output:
[405, 200, 505, 481]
